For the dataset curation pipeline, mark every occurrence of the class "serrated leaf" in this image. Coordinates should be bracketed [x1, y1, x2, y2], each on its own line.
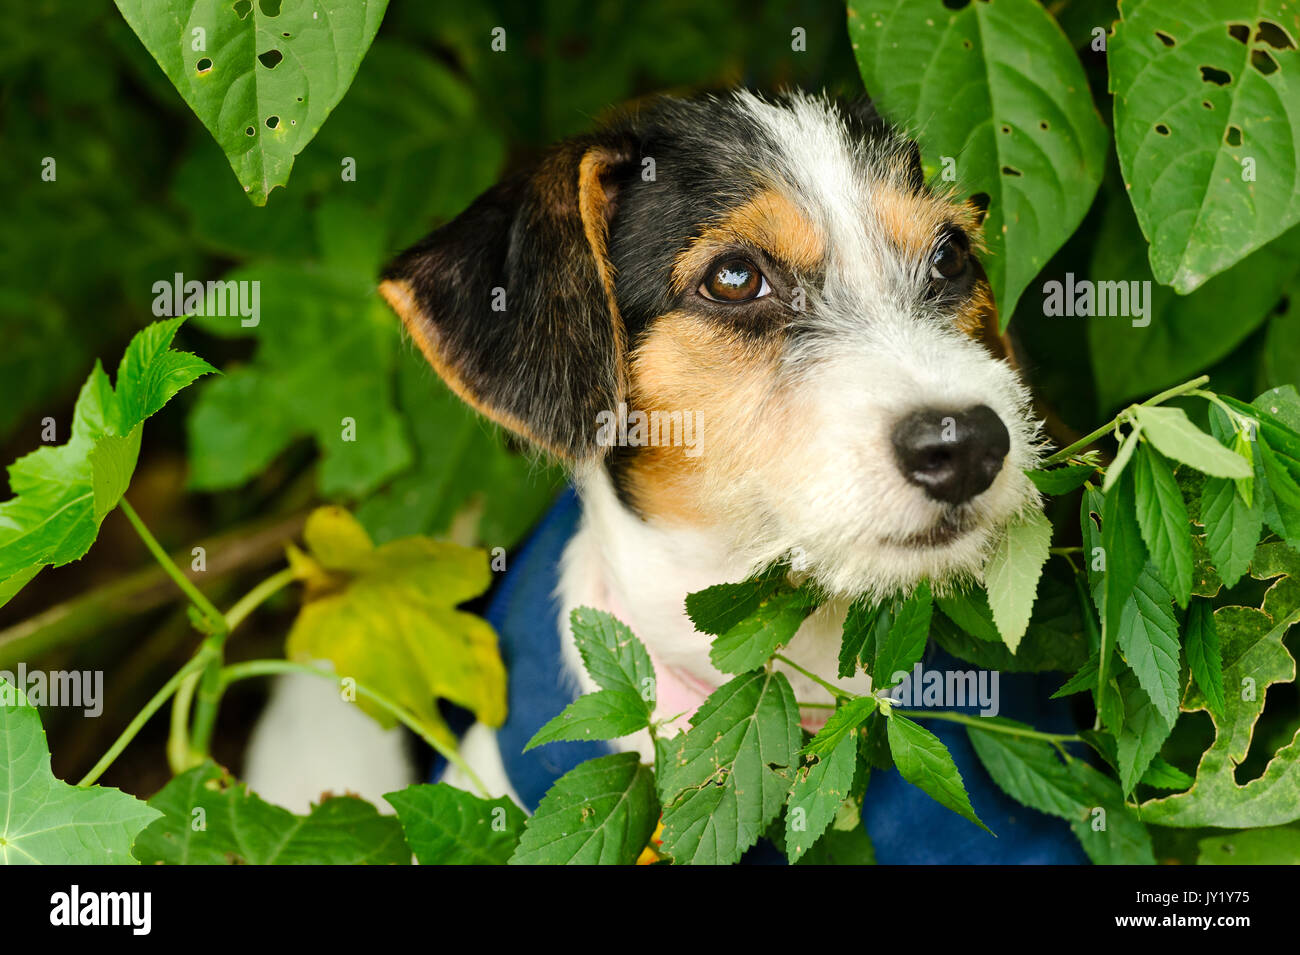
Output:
[1109, 0, 1300, 292]
[509, 753, 658, 866]
[784, 733, 858, 863]
[113, 0, 389, 205]
[525, 690, 650, 750]
[285, 505, 504, 746]
[934, 585, 1002, 643]
[802, 695, 877, 759]
[133, 761, 408, 864]
[384, 783, 524, 865]
[1201, 473, 1263, 589]
[685, 565, 788, 636]
[984, 507, 1052, 651]
[967, 723, 1088, 820]
[658, 670, 801, 865]
[870, 581, 933, 689]
[886, 712, 990, 834]
[0, 680, 160, 864]
[708, 582, 819, 675]
[846, 0, 1108, 324]
[1184, 598, 1226, 722]
[568, 608, 656, 716]
[1132, 443, 1193, 605]
[1115, 564, 1182, 726]
[838, 596, 881, 678]
[1066, 758, 1156, 865]
[1114, 670, 1175, 796]
[1100, 467, 1149, 655]
[1132, 406, 1252, 478]
[0, 319, 214, 607]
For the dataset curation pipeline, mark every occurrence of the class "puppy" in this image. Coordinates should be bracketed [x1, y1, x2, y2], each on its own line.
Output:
[246, 90, 1042, 819]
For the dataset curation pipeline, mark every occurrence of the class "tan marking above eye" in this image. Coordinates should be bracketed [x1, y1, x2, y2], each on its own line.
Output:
[672, 189, 824, 295]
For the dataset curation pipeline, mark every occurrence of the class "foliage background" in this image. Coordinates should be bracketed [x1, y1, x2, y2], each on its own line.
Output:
[1, 0, 1297, 861]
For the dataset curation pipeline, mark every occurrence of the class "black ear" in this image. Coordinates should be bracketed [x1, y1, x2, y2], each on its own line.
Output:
[379, 136, 634, 460]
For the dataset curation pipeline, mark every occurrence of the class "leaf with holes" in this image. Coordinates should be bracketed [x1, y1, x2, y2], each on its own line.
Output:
[0, 680, 160, 864]
[785, 732, 859, 863]
[113, 0, 390, 204]
[846, 0, 1108, 325]
[658, 670, 801, 865]
[1109, 0, 1300, 292]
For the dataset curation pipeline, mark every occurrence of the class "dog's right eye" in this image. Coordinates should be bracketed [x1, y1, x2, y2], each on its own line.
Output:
[700, 259, 771, 303]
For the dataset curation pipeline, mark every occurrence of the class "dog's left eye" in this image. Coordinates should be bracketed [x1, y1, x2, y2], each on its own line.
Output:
[700, 259, 772, 303]
[929, 230, 969, 281]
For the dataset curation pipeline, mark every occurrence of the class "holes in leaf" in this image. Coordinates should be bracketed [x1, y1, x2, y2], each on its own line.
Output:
[196, 57, 213, 73]
[962, 39, 972, 50]
[1255, 19, 1295, 49]
[1200, 66, 1232, 86]
[1154, 30, 1175, 47]
[259, 0, 282, 15]
[1001, 165, 1022, 176]
[282, 32, 292, 38]
[265, 115, 280, 129]
[295, 96, 304, 102]
[1228, 23, 1250, 44]
[969, 192, 990, 225]
[1202, 100, 1214, 110]
[258, 49, 283, 69]
[941, 0, 970, 9]
[245, 126, 256, 137]
[1154, 123, 1170, 136]
[1039, 120, 1049, 130]
[1225, 125, 1242, 146]
[233, 0, 252, 19]
[1251, 49, 1279, 75]
[1000, 124, 1011, 134]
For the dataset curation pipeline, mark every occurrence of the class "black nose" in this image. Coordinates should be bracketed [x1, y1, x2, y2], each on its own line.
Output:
[891, 405, 1010, 505]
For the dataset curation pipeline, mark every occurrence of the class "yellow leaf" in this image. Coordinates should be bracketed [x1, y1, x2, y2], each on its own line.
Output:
[286, 507, 506, 745]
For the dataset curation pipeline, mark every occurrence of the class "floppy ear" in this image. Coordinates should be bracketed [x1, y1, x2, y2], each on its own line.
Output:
[379, 136, 634, 461]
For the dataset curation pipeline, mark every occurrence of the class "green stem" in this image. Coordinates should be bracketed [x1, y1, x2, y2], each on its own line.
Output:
[167, 671, 200, 774]
[894, 708, 1081, 744]
[1040, 374, 1210, 467]
[773, 653, 854, 700]
[77, 651, 215, 787]
[218, 659, 491, 799]
[185, 566, 298, 761]
[119, 497, 225, 631]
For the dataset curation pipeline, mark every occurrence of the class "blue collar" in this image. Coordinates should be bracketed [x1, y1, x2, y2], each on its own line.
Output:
[466, 488, 1086, 864]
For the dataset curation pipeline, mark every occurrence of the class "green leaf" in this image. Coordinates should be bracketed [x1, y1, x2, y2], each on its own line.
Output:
[868, 583, 934, 688]
[685, 565, 788, 635]
[784, 733, 858, 863]
[967, 723, 1088, 820]
[708, 582, 819, 675]
[526, 691, 653, 750]
[837, 596, 882, 678]
[658, 670, 801, 865]
[186, 258, 413, 498]
[133, 761, 408, 864]
[1201, 472, 1263, 589]
[1198, 824, 1300, 865]
[1184, 598, 1226, 722]
[285, 505, 504, 747]
[846, 0, 1108, 324]
[1132, 406, 1252, 479]
[1066, 758, 1156, 865]
[1109, 0, 1300, 292]
[1100, 468, 1150, 649]
[113, 0, 389, 205]
[0, 679, 160, 864]
[1080, 730, 1193, 791]
[569, 608, 657, 715]
[934, 585, 1002, 643]
[0, 318, 214, 607]
[384, 783, 525, 865]
[886, 712, 990, 834]
[1142, 595, 1300, 827]
[1132, 443, 1193, 605]
[1114, 670, 1175, 796]
[1026, 464, 1096, 495]
[793, 803, 876, 865]
[1115, 563, 1182, 726]
[510, 753, 659, 866]
[1052, 651, 1100, 700]
[803, 696, 877, 759]
[984, 507, 1053, 651]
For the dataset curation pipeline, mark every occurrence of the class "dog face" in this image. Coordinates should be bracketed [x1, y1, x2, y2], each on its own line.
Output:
[381, 91, 1042, 600]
